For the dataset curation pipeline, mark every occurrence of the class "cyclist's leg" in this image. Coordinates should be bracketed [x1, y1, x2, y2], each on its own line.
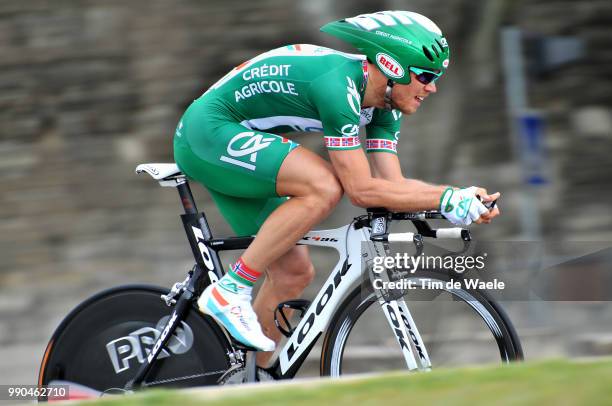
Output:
[240, 145, 343, 270]
[239, 147, 342, 361]
[204, 186, 318, 363]
[252, 245, 315, 366]
[205, 189, 319, 364]
[175, 115, 298, 350]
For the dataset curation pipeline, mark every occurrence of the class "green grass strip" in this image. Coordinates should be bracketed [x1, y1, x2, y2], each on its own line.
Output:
[81, 358, 612, 406]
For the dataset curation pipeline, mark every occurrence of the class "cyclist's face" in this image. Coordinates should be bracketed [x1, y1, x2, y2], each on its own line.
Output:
[392, 71, 437, 114]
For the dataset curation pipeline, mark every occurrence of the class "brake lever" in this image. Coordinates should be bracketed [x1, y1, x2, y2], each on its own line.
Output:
[413, 234, 424, 256]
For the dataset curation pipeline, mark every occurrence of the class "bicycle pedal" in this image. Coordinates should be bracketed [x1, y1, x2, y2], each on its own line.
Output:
[231, 341, 260, 352]
[274, 299, 311, 338]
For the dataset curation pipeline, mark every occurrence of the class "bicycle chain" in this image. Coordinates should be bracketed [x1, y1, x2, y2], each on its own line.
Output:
[143, 370, 227, 387]
[218, 366, 275, 385]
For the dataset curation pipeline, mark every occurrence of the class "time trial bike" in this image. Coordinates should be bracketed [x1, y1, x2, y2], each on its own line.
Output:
[38, 163, 523, 399]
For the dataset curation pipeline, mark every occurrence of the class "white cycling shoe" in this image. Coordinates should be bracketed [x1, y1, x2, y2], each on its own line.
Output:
[197, 283, 275, 352]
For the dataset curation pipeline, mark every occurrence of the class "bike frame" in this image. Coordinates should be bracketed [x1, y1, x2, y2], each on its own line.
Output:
[130, 164, 446, 387]
[276, 223, 368, 377]
[271, 219, 435, 377]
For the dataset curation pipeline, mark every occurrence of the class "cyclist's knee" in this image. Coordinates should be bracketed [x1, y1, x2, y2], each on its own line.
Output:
[289, 259, 316, 290]
[272, 264, 315, 298]
[306, 174, 343, 213]
[268, 249, 316, 296]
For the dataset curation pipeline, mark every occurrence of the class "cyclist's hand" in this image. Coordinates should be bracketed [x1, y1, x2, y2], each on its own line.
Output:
[471, 187, 501, 224]
[440, 186, 490, 226]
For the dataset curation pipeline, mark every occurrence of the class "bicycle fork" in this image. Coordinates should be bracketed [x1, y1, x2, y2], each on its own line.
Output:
[367, 218, 431, 372]
[378, 298, 432, 371]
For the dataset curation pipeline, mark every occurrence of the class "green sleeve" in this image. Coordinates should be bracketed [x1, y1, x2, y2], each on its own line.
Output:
[366, 108, 402, 154]
[308, 66, 364, 151]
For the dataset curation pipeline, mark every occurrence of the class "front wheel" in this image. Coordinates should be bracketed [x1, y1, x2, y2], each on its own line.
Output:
[320, 273, 523, 376]
[38, 285, 232, 393]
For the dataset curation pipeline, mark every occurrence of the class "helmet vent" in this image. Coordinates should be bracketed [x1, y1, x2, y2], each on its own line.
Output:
[435, 39, 445, 53]
[422, 46, 434, 62]
[432, 44, 440, 57]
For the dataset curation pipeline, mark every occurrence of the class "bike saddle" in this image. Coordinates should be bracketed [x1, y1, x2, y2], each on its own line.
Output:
[135, 163, 182, 180]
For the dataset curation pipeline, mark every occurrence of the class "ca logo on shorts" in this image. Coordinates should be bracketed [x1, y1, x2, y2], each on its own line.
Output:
[220, 131, 276, 171]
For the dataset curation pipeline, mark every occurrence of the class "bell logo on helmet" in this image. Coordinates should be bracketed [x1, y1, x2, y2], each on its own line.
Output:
[376, 53, 404, 79]
[443, 59, 450, 68]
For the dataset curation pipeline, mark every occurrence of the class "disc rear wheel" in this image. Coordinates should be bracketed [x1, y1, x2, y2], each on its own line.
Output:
[39, 285, 231, 393]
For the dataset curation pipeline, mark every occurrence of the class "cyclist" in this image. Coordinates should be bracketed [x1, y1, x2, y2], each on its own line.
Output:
[173, 11, 500, 361]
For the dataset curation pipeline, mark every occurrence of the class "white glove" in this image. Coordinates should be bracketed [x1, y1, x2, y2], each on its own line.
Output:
[439, 186, 489, 226]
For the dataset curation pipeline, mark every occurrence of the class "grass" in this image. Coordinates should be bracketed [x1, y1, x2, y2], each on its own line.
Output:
[84, 359, 612, 406]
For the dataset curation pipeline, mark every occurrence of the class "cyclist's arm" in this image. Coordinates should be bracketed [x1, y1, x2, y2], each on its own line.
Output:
[369, 151, 443, 190]
[365, 151, 500, 223]
[329, 149, 447, 212]
[368, 151, 403, 181]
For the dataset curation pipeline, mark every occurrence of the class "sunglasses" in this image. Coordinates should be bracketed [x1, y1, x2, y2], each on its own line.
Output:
[409, 67, 443, 85]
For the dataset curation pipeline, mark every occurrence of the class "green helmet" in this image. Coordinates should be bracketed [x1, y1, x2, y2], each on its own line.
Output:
[321, 11, 450, 85]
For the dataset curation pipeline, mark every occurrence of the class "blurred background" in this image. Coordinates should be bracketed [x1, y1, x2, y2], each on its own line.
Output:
[1, 0, 612, 385]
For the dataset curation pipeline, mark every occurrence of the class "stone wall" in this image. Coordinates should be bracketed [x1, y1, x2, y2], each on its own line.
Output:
[453, 0, 612, 238]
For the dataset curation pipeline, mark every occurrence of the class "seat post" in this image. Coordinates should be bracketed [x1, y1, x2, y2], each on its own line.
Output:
[176, 180, 215, 241]
[177, 179, 198, 215]
[175, 178, 225, 282]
